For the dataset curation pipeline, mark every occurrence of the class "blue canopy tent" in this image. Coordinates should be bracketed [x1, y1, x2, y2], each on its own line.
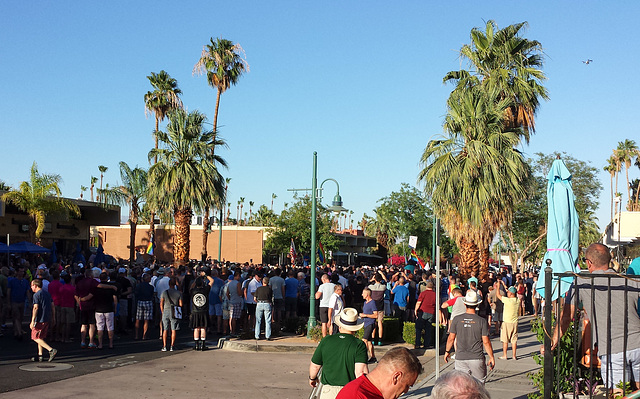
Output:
[536, 158, 580, 301]
[0, 242, 8, 253]
[94, 243, 106, 266]
[8, 241, 51, 254]
[49, 241, 58, 264]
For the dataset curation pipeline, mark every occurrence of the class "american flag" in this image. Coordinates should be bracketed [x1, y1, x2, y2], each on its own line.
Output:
[289, 238, 297, 264]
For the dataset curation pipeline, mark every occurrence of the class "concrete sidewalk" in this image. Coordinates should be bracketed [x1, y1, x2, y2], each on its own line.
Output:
[406, 315, 541, 398]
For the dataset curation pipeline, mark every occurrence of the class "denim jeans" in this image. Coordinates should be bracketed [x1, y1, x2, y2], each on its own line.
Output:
[416, 312, 435, 347]
[255, 302, 272, 339]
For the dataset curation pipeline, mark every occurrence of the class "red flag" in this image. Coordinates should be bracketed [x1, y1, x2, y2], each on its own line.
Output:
[290, 238, 297, 264]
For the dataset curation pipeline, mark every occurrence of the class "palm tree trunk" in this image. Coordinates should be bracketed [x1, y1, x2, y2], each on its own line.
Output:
[151, 115, 160, 239]
[129, 220, 137, 266]
[479, 246, 490, 280]
[458, 238, 480, 280]
[213, 88, 222, 145]
[610, 175, 614, 221]
[625, 164, 631, 209]
[174, 207, 192, 265]
[202, 208, 210, 260]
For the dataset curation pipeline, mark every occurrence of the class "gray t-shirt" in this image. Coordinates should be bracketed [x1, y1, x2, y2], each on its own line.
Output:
[269, 276, 285, 300]
[318, 282, 336, 308]
[161, 288, 182, 318]
[450, 313, 489, 360]
[566, 270, 640, 356]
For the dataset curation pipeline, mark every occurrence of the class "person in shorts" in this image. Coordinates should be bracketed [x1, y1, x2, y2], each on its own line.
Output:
[190, 276, 210, 350]
[359, 287, 378, 363]
[135, 273, 154, 340]
[29, 279, 57, 362]
[226, 270, 244, 336]
[160, 277, 182, 351]
[316, 273, 335, 338]
[368, 272, 387, 346]
[57, 273, 76, 343]
[91, 273, 117, 349]
[495, 281, 519, 360]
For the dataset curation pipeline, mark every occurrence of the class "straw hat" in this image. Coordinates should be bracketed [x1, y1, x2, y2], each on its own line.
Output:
[462, 290, 483, 306]
[333, 308, 364, 332]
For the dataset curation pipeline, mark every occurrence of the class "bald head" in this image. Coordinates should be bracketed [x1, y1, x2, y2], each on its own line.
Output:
[585, 243, 611, 270]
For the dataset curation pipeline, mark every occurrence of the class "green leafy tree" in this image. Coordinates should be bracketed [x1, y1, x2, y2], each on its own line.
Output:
[250, 205, 278, 227]
[263, 196, 341, 263]
[147, 109, 225, 265]
[99, 162, 148, 265]
[368, 183, 437, 260]
[2, 162, 80, 241]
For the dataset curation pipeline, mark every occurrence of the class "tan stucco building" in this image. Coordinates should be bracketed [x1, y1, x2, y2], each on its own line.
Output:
[94, 224, 269, 264]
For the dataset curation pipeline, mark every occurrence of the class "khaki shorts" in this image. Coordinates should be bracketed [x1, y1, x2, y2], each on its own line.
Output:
[500, 322, 518, 344]
[319, 384, 343, 399]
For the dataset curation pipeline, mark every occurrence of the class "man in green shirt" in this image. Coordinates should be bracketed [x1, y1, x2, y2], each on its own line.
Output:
[309, 307, 368, 399]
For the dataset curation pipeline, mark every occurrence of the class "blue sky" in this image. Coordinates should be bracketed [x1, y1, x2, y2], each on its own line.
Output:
[1, 1, 638, 231]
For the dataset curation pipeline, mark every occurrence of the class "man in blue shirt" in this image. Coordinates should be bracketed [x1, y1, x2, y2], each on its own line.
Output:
[30, 279, 57, 362]
[284, 270, 299, 319]
[359, 287, 378, 363]
[208, 269, 225, 334]
[7, 267, 29, 340]
[391, 276, 410, 326]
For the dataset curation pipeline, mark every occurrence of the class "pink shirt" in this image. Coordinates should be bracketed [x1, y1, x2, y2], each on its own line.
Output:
[59, 284, 76, 308]
[48, 280, 63, 306]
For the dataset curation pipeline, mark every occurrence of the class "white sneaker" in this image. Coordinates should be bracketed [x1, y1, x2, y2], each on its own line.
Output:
[161, 347, 167, 352]
[170, 346, 174, 352]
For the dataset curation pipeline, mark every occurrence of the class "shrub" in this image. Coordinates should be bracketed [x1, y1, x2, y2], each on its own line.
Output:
[283, 316, 308, 335]
[403, 322, 416, 345]
[308, 325, 323, 342]
[382, 317, 401, 342]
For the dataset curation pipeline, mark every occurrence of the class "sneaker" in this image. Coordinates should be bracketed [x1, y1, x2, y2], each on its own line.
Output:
[161, 347, 167, 352]
[169, 346, 174, 352]
[377, 341, 383, 346]
[81, 342, 88, 349]
[88, 343, 98, 349]
[31, 356, 43, 362]
[48, 349, 58, 362]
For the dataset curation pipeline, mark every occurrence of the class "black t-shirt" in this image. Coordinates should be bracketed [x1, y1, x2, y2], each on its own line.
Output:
[94, 283, 117, 313]
[190, 286, 210, 313]
[255, 286, 273, 302]
[116, 276, 131, 300]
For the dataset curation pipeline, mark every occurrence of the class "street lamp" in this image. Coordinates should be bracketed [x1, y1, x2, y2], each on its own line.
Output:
[289, 152, 346, 338]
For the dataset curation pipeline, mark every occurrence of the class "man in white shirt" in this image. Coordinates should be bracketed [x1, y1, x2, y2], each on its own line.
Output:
[316, 273, 336, 338]
[244, 272, 262, 330]
[328, 284, 344, 335]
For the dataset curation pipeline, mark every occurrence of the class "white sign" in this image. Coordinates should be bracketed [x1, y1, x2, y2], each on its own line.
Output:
[408, 236, 418, 249]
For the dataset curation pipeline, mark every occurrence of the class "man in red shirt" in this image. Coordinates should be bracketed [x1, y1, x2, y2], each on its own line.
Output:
[414, 281, 436, 349]
[336, 347, 421, 399]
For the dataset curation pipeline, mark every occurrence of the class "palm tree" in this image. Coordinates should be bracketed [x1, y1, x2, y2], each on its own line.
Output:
[80, 185, 87, 199]
[193, 37, 249, 145]
[604, 156, 618, 220]
[236, 201, 240, 225]
[239, 197, 245, 225]
[271, 193, 277, 211]
[97, 165, 108, 202]
[2, 162, 80, 242]
[419, 86, 530, 278]
[226, 202, 231, 225]
[89, 176, 98, 202]
[443, 20, 548, 139]
[99, 162, 148, 265]
[147, 109, 225, 265]
[614, 139, 640, 209]
[249, 201, 254, 221]
[144, 70, 183, 161]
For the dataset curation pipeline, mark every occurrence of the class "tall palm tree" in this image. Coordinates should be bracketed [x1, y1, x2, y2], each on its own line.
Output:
[2, 162, 80, 242]
[80, 185, 87, 200]
[99, 162, 148, 266]
[97, 165, 108, 202]
[249, 201, 254, 221]
[419, 86, 530, 278]
[236, 200, 241, 225]
[271, 193, 277, 211]
[443, 20, 548, 139]
[147, 109, 225, 265]
[193, 37, 249, 145]
[226, 202, 231, 225]
[144, 70, 184, 160]
[604, 156, 618, 220]
[614, 139, 640, 208]
[90, 176, 98, 202]
[239, 197, 245, 225]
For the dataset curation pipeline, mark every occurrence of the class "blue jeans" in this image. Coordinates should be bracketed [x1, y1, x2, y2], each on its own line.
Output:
[416, 312, 435, 347]
[255, 302, 272, 339]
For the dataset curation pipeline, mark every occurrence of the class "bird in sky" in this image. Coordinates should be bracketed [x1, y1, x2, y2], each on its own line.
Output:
[582, 59, 593, 65]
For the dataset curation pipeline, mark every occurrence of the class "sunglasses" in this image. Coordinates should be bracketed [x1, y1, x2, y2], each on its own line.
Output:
[581, 257, 591, 263]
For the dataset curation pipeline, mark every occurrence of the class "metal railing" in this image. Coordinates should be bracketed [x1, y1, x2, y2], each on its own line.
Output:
[543, 265, 640, 398]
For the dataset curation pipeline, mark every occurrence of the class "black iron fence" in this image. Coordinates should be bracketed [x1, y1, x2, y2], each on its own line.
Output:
[543, 264, 640, 398]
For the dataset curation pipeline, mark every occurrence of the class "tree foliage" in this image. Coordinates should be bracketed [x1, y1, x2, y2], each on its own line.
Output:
[263, 196, 342, 262]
